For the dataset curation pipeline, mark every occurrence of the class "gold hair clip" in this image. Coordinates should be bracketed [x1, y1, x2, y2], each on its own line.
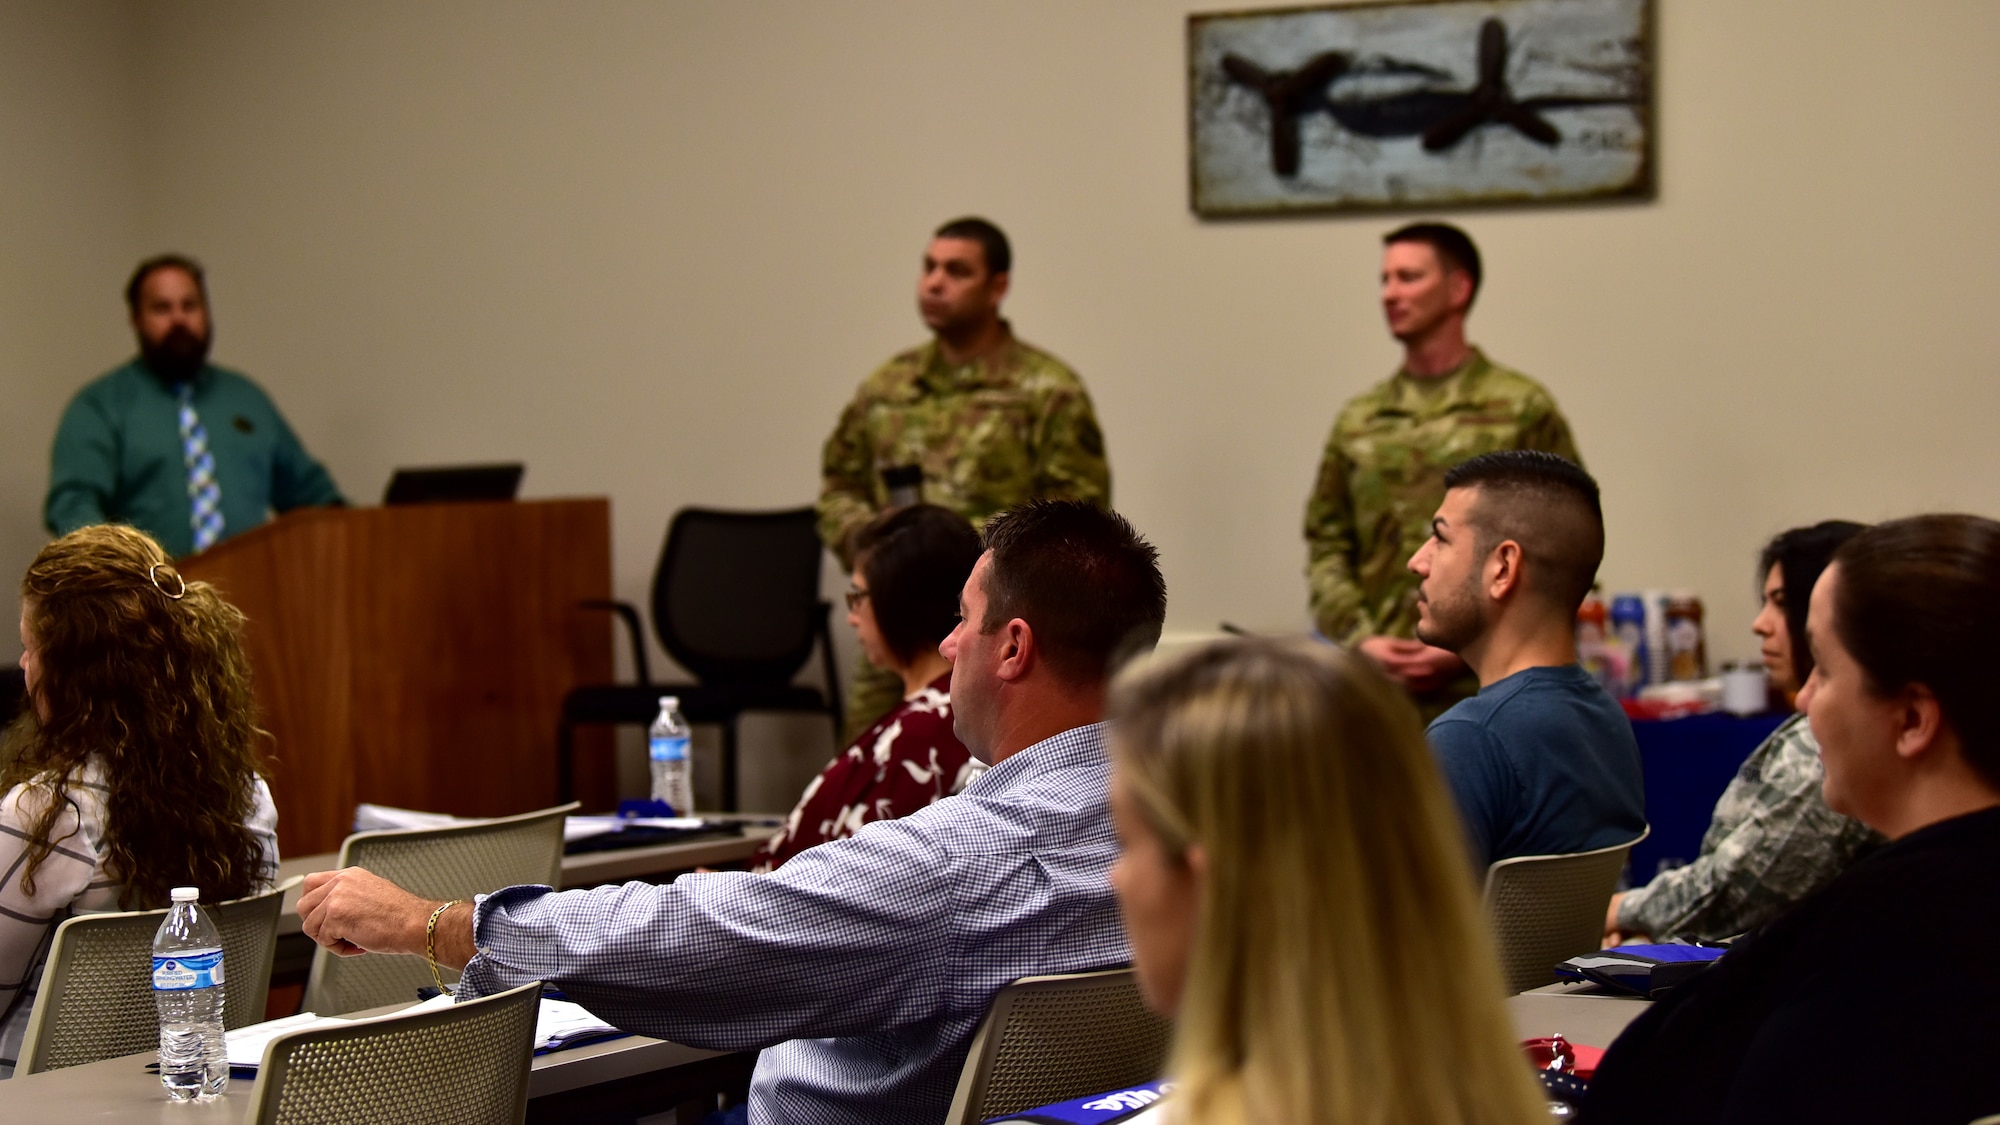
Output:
[149, 563, 187, 600]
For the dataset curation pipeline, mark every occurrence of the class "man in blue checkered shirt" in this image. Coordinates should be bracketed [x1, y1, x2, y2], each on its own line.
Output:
[301, 500, 1167, 1124]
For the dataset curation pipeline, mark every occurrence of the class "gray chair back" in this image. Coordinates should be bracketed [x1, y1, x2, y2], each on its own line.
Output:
[245, 979, 541, 1125]
[943, 968, 1173, 1125]
[301, 803, 574, 1016]
[1483, 828, 1650, 995]
[19, 876, 296, 1073]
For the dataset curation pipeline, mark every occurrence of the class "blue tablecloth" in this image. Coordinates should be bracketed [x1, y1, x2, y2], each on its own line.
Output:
[1628, 710, 1790, 882]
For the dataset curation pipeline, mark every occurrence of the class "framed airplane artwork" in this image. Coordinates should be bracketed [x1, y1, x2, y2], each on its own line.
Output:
[1188, 0, 1654, 216]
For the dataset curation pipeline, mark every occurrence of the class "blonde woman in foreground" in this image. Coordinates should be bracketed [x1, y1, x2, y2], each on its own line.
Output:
[1106, 636, 1546, 1124]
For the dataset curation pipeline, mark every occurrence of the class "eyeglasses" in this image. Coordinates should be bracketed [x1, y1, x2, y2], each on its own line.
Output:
[844, 587, 872, 611]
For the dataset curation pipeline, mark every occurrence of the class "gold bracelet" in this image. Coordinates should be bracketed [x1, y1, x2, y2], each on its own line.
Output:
[426, 900, 464, 995]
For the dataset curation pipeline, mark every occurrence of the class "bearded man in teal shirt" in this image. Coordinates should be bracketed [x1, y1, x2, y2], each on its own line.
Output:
[45, 255, 344, 557]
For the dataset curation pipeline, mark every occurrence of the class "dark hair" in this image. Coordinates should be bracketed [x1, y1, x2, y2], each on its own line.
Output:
[933, 217, 1011, 276]
[1830, 514, 2000, 784]
[1442, 450, 1603, 613]
[3, 525, 268, 909]
[851, 504, 983, 667]
[1757, 520, 1867, 686]
[979, 500, 1166, 684]
[1384, 222, 1482, 306]
[125, 253, 207, 314]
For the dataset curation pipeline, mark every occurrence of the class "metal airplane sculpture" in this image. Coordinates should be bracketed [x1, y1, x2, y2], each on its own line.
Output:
[1223, 18, 1639, 177]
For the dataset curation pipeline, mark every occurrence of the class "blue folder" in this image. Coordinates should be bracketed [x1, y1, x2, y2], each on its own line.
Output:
[984, 1081, 1169, 1124]
[1555, 943, 1727, 996]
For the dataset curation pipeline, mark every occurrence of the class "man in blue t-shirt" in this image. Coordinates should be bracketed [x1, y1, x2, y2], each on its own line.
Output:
[1404, 450, 1645, 868]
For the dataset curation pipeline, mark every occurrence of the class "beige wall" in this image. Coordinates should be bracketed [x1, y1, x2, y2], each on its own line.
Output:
[7, 1, 1999, 797]
[0, 2, 145, 620]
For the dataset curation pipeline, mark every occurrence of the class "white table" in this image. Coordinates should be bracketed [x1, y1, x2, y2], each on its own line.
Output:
[181, 828, 775, 1120]
[0, 1015, 750, 1123]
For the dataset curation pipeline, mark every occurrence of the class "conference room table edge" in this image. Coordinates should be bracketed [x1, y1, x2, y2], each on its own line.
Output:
[0, 975, 1644, 1118]
[0, 1006, 736, 1120]
[0, 830, 778, 1119]
[15, 818, 1643, 1117]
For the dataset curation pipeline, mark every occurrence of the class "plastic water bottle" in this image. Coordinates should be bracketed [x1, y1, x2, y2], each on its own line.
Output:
[153, 886, 228, 1101]
[649, 695, 694, 815]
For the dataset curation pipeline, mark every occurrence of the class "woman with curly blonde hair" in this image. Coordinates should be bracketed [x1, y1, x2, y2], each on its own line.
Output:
[0, 525, 277, 1077]
[1106, 636, 1546, 1124]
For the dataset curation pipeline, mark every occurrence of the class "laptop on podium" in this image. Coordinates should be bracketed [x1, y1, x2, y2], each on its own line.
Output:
[382, 463, 524, 505]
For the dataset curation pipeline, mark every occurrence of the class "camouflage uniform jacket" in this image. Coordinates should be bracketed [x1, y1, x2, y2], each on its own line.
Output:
[1304, 348, 1579, 642]
[817, 327, 1109, 563]
[1617, 713, 1883, 942]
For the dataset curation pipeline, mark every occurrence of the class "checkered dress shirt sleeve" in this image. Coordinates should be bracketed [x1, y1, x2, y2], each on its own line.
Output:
[466, 814, 963, 1048]
[458, 723, 1130, 1124]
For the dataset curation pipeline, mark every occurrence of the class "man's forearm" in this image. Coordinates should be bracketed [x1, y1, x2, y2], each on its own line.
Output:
[374, 896, 476, 969]
[298, 867, 481, 965]
[432, 900, 478, 971]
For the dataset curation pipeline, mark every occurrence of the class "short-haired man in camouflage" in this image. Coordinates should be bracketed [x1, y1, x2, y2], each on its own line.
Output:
[820, 218, 1110, 737]
[1304, 223, 1581, 716]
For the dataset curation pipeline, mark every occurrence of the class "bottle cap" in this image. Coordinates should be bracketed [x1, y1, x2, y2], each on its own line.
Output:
[661, 696, 679, 710]
[171, 887, 200, 902]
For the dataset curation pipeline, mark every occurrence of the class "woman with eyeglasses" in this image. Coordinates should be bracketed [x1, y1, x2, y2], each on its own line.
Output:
[751, 504, 982, 871]
[0, 525, 277, 1077]
[1585, 514, 2000, 1124]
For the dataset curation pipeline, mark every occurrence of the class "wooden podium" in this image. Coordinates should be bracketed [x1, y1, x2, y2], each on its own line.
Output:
[180, 500, 616, 856]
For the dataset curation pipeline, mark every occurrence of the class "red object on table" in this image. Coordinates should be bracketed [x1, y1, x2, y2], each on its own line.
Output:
[1522, 1035, 1606, 1080]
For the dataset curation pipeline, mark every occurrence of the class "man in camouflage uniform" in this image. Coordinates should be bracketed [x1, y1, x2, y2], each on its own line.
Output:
[820, 217, 1110, 736]
[1305, 223, 1580, 715]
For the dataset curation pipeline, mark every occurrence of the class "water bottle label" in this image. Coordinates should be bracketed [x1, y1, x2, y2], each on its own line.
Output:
[153, 949, 225, 991]
[650, 734, 690, 763]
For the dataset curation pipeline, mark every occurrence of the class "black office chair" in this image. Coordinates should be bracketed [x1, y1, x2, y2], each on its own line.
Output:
[558, 507, 843, 810]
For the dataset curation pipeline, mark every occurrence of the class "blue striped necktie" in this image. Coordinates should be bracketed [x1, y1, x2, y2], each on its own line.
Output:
[176, 382, 224, 552]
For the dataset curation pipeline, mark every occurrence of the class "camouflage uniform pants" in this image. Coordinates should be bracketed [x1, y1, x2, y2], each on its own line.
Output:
[843, 661, 906, 745]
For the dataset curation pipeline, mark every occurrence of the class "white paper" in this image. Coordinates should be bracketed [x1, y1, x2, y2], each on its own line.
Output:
[535, 998, 620, 1049]
[225, 996, 445, 1068]
[223, 995, 616, 1069]
[562, 815, 704, 843]
[224, 1012, 349, 1068]
[352, 803, 469, 832]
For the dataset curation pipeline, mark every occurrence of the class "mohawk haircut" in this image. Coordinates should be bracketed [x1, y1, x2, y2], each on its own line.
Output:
[1442, 450, 1603, 613]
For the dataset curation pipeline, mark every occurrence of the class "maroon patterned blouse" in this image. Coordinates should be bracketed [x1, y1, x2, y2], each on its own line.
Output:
[750, 672, 979, 872]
